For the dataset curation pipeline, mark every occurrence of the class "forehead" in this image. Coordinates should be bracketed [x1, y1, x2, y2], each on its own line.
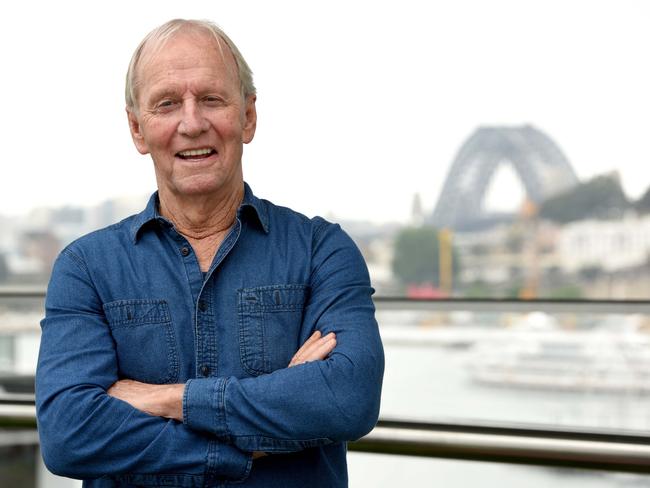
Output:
[136, 30, 239, 98]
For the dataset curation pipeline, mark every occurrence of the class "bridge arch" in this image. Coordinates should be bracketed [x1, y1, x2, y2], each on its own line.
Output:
[431, 125, 578, 230]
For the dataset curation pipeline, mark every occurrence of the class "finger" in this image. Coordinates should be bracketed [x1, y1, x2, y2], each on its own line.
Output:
[291, 335, 336, 366]
[303, 333, 336, 356]
[289, 331, 322, 366]
[294, 330, 321, 356]
[303, 336, 337, 362]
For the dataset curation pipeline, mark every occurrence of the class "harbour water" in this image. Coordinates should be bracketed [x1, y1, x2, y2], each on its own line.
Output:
[347, 315, 650, 487]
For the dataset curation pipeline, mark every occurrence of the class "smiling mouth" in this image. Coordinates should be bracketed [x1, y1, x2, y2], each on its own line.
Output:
[176, 148, 216, 160]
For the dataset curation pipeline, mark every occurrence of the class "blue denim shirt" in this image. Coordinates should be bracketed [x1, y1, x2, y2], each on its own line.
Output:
[36, 183, 384, 487]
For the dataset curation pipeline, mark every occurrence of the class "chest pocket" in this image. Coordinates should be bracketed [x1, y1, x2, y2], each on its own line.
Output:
[103, 299, 179, 384]
[238, 284, 308, 376]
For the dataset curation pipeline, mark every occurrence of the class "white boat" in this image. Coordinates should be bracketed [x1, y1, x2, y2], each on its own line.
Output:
[466, 313, 650, 393]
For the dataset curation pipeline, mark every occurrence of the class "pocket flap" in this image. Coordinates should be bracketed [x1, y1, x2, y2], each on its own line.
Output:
[103, 299, 170, 327]
[238, 284, 308, 311]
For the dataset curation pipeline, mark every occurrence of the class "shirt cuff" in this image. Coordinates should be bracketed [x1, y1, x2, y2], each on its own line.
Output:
[183, 377, 230, 438]
[205, 439, 253, 482]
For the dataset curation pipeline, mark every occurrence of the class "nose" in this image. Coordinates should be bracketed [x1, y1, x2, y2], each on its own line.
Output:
[177, 101, 209, 137]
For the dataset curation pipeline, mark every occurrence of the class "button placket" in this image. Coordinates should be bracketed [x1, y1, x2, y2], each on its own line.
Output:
[192, 220, 242, 383]
[195, 284, 216, 379]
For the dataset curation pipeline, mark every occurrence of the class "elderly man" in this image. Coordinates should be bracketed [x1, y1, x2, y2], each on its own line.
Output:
[36, 18, 384, 487]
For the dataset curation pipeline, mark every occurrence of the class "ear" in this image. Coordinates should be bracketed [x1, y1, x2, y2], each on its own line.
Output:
[242, 95, 257, 144]
[126, 107, 150, 155]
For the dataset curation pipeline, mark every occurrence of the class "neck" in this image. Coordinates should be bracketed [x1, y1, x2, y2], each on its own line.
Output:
[158, 184, 244, 239]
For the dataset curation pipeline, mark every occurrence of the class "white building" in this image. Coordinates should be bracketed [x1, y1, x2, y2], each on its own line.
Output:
[558, 214, 650, 273]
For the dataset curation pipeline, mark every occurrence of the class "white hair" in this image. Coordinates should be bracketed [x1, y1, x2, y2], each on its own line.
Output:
[125, 19, 256, 110]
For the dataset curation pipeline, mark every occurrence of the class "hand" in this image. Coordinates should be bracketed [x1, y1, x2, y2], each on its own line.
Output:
[288, 330, 336, 367]
[107, 379, 184, 421]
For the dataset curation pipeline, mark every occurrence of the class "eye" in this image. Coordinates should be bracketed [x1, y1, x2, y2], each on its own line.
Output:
[203, 95, 225, 106]
[154, 99, 177, 112]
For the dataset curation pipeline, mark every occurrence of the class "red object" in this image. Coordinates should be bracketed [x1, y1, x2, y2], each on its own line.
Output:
[406, 283, 448, 299]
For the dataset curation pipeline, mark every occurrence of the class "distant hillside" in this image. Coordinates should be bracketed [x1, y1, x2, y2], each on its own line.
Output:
[539, 173, 630, 223]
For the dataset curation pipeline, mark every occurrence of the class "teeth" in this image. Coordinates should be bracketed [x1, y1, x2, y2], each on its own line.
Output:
[178, 148, 213, 157]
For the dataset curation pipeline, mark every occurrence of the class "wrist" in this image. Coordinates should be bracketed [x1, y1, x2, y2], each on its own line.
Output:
[157, 383, 184, 421]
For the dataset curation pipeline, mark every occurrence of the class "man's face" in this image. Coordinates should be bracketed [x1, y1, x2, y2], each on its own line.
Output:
[127, 31, 256, 199]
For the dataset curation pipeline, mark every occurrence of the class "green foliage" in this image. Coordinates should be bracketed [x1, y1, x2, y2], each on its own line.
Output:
[391, 226, 458, 286]
[505, 282, 524, 299]
[463, 281, 494, 298]
[547, 285, 583, 299]
[540, 173, 630, 223]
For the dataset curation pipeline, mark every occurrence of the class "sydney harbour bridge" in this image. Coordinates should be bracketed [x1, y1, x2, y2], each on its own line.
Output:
[431, 125, 578, 231]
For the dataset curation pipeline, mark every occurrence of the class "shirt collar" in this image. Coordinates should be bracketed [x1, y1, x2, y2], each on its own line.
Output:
[130, 192, 160, 243]
[240, 181, 270, 234]
[130, 181, 269, 244]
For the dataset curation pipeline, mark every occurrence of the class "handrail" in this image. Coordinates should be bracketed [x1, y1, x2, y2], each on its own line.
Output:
[0, 392, 36, 405]
[2, 406, 650, 474]
[0, 287, 47, 298]
[349, 419, 650, 474]
[373, 297, 650, 314]
[0, 404, 37, 428]
[2, 289, 650, 314]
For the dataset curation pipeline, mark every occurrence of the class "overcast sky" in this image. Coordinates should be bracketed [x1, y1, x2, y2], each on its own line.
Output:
[2, 0, 649, 223]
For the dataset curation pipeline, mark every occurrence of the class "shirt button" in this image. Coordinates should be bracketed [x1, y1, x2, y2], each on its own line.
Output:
[198, 300, 207, 312]
[200, 365, 210, 376]
[180, 247, 190, 257]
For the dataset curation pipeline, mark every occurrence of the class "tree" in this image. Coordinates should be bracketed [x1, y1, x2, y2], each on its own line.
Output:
[540, 173, 630, 223]
[391, 226, 458, 287]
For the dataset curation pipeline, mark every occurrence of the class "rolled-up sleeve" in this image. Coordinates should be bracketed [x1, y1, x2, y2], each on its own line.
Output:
[36, 248, 252, 483]
[183, 219, 385, 452]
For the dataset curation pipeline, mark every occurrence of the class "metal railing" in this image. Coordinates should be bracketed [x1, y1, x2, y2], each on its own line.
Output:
[0, 287, 46, 299]
[4, 288, 650, 314]
[374, 296, 650, 314]
[2, 403, 650, 474]
[350, 419, 650, 474]
[0, 403, 36, 429]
